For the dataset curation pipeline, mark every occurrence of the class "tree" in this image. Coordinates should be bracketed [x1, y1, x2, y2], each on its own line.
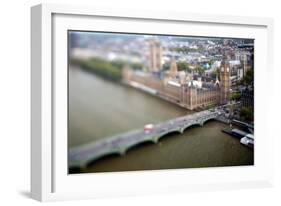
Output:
[231, 92, 241, 101]
[210, 68, 220, 80]
[111, 59, 126, 70]
[71, 57, 122, 81]
[240, 106, 253, 121]
[130, 62, 143, 70]
[242, 69, 254, 85]
[195, 65, 204, 75]
[177, 61, 190, 72]
[162, 63, 170, 71]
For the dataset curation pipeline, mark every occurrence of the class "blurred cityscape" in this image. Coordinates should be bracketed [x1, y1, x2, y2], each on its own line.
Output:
[68, 31, 254, 173]
[70, 31, 254, 122]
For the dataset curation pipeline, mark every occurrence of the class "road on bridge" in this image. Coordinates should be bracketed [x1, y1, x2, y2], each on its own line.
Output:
[69, 109, 223, 168]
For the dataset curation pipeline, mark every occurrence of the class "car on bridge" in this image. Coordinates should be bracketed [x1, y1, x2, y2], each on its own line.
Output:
[208, 108, 215, 112]
[144, 124, 154, 134]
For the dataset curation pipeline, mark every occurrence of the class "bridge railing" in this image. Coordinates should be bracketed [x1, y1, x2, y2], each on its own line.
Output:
[69, 109, 222, 168]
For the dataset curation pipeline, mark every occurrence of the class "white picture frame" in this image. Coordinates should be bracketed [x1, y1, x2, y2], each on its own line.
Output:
[31, 3, 274, 202]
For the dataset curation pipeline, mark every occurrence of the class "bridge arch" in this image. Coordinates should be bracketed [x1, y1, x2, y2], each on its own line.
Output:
[200, 116, 217, 126]
[85, 150, 122, 167]
[181, 123, 202, 133]
[155, 129, 182, 142]
[122, 139, 156, 154]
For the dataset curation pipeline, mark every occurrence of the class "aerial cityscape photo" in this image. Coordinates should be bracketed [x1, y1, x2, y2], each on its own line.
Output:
[68, 31, 254, 174]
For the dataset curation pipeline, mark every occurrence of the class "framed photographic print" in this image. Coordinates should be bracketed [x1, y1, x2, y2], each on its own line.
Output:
[31, 3, 274, 201]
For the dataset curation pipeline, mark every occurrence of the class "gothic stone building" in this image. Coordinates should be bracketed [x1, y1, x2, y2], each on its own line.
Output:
[123, 60, 231, 110]
[122, 40, 231, 110]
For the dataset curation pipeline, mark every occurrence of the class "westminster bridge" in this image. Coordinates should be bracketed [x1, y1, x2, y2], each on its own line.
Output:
[69, 109, 225, 168]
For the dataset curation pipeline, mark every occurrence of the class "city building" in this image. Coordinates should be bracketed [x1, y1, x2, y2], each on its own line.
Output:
[241, 86, 254, 109]
[235, 50, 253, 78]
[123, 41, 231, 110]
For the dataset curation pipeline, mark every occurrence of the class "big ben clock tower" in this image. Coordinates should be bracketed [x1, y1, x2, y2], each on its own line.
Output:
[220, 56, 231, 104]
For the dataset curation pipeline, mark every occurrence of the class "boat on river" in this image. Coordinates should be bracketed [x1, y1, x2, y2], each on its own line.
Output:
[240, 134, 254, 148]
[222, 127, 248, 139]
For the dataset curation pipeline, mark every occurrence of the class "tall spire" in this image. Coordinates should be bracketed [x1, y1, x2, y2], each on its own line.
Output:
[149, 39, 162, 72]
[221, 50, 230, 68]
[220, 51, 231, 104]
[215, 73, 220, 86]
[169, 56, 178, 78]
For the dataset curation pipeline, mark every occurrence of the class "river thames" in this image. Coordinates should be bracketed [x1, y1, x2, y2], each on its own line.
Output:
[68, 65, 254, 173]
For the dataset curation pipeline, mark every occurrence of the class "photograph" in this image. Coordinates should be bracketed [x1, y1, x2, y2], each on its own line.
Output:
[68, 31, 254, 174]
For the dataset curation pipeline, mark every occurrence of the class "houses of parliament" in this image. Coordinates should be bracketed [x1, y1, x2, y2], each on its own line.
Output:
[122, 40, 231, 110]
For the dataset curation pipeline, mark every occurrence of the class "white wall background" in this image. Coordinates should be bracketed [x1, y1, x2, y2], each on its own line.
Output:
[0, 0, 280, 205]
